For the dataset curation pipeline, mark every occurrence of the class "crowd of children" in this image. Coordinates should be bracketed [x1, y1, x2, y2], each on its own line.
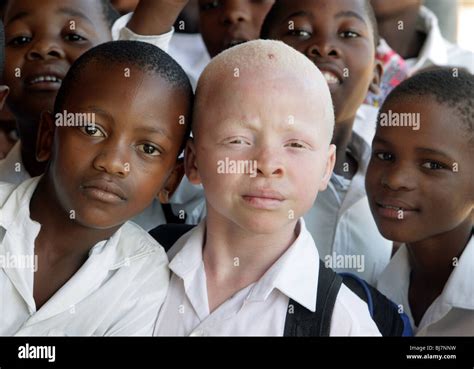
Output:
[0, 0, 472, 337]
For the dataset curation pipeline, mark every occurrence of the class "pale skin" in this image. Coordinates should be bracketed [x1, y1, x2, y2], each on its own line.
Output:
[186, 68, 335, 312]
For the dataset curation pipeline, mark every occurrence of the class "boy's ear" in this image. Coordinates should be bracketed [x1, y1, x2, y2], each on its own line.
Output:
[157, 158, 185, 204]
[319, 144, 336, 191]
[369, 59, 384, 95]
[184, 138, 202, 185]
[0, 85, 10, 110]
[36, 111, 55, 162]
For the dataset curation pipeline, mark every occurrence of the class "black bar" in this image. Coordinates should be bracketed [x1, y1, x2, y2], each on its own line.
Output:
[0, 337, 472, 369]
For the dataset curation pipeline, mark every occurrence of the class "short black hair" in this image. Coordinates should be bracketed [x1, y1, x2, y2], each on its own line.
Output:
[0, 18, 4, 79]
[54, 40, 193, 152]
[381, 67, 474, 140]
[261, 0, 380, 48]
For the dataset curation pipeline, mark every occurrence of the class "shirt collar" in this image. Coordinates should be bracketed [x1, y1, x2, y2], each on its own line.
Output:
[0, 141, 31, 185]
[169, 219, 321, 313]
[378, 235, 474, 312]
[408, 6, 448, 72]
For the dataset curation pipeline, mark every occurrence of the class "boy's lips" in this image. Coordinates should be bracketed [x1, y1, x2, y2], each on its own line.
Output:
[25, 70, 65, 91]
[375, 199, 419, 220]
[242, 189, 286, 210]
[80, 178, 128, 204]
[315, 64, 343, 86]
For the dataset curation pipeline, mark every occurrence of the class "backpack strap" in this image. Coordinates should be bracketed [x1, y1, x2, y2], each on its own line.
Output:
[149, 223, 195, 252]
[339, 272, 413, 336]
[284, 260, 342, 337]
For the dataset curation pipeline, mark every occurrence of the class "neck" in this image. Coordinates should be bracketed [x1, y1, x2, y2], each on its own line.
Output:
[30, 175, 121, 261]
[376, 6, 425, 59]
[406, 219, 472, 289]
[332, 118, 357, 178]
[203, 207, 298, 287]
[17, 118, 47, 177]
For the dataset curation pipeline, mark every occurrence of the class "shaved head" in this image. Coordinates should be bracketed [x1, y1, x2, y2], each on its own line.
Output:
[193, 39, 335, 143]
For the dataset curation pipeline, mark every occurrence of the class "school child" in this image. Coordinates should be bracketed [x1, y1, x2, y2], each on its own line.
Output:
[365, 68, 473, 336]
[370, 1, 474, 74]
[260, 0, 390, 284]
[0, 19, 11, 159]
[0, 40, 193, 335]
[154, 40, 381, 336]
[0, 0, 191, 230]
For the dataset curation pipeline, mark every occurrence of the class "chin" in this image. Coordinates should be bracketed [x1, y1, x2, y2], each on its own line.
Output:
[235, 214, 296, 236]
[376, 221, 421, 244]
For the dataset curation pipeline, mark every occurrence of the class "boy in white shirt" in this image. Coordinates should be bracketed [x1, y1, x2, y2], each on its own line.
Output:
[154, 40, 381, 336]
[0, 40, 193, 335]
[366, 68, 473, 336]
[0, 0, 192, 230]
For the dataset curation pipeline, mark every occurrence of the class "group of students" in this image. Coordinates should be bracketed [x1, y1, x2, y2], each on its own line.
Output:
[0, 0, 472, 337]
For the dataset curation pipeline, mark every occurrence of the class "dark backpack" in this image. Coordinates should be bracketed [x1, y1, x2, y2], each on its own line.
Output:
[150, 224, 412, 337]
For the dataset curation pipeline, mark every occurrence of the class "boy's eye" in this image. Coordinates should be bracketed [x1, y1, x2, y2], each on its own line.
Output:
[80, 124, 105, 137]
[375, 152, 393, 161]
[421, 161, 445, 170]
[64, 33, 87, 42]
[339, 30, 360, 38]
[137, 143, 161, 156]
[287, 29, 312, 39]
[227, 137, 250, 145]
[200, 0, 220, 11]
[8, 35, 32, 46]
[286, 141, 306, 149]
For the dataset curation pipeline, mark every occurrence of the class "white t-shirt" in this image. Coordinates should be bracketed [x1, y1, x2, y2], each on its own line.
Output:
[0, 177, 169, 336]
[377, 236, 474, 336]
[303, 132, 392, 285]
[154, 219, 381, 336]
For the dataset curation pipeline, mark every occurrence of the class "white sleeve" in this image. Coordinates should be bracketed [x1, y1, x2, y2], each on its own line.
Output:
[111, 12, 174, 53]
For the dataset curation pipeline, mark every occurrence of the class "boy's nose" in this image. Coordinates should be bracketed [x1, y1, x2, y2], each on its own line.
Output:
[93, 147, 131, 178]
[27, 38, 66, 61]
[380, 164, 416, 192]
[306, 39, 340, 60]
[221, 0, 251, 25]
[255, 148, 284, 178]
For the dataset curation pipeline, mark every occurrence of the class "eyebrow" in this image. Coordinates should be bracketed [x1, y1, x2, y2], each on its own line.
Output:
[6, 7, 93, 26]
[134, 125, 173, 141]
[415, 147, 455, 162]
[284, 10, 314, 22]
[335, 10, 367, 25]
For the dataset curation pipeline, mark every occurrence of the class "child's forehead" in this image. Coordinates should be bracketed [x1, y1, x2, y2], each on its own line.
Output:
[273, 0, 368, 20]
[5, 0, 103, 25]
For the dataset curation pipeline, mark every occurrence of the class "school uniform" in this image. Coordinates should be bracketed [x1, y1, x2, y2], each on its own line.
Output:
[377, 236, 474, 336]
[303, 132, 392, 285]
[153, 219, 381, 336]
[0, 177, 169, 336]
[0, 141, 28, 185]
[406, 6, 474, 74]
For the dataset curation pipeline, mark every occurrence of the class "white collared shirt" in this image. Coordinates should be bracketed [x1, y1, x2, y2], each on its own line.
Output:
[0, 177, 170, 336]
[407, 6, 474, 73]
[153, 219, 381, 336]
[303, 133, 392, 285]
[0, 142, 29, 185]
[377, 236, 474, 336]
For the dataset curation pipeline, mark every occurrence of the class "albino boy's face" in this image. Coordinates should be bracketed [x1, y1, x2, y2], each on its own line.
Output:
[187, 71, 335, 234]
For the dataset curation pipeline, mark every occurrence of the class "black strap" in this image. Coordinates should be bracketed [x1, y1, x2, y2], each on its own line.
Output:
[149, 223, 195, 251]
[283, 260, 342, 336]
